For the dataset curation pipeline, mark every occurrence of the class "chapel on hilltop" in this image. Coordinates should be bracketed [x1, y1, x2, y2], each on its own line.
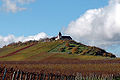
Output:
[55, 32, 72, 40]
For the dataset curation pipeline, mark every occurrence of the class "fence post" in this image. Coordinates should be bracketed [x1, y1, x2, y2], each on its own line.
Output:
[19, 71, 23, 80]
[66, 76, 68, 80]
[66, 76, 69, 80]
[25, 72, 28, 80]
[16, 70, 20, 80]
[58, 75, 61, 80]
[60, 75, 64, 80]
[2, 68, 7, 80]
[40, 73, 46, 80]
[40, 73, 43, 80]
[67, 75, 72, 80]
[50, 73, 53, 80]
[12, 71, 16, 80]
[33, 73, 36, 80]
[54, 74, 57, 80]
[36, 74, 39, 80]
[71, 76, 75, 80]
[69, 75, 74, 80]
[47, 73, 50, 80]
[29, 73, 33, 80]
[69, 75, 72, 80]
[43, 73, 46, 80]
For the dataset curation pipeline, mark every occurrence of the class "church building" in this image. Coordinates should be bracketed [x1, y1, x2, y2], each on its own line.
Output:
[55, 32, 72, 40]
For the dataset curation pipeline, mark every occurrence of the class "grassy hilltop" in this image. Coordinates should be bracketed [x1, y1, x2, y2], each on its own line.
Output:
[0, 40, 116, 61]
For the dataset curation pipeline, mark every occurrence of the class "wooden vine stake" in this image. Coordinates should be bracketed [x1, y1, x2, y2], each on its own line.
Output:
[2, 68, 7, 80]
[12, 71, 16, 80]
[19, 71, 23, 80]
[16, 70, 20, 80]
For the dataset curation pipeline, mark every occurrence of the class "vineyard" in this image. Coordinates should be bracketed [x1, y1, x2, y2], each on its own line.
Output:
[0, 67, 76, 80]
[0, 64, 120, 80]
[0, 40, 119, 80]
[0, 40, 116, 61]
[0, 59, 120, 80]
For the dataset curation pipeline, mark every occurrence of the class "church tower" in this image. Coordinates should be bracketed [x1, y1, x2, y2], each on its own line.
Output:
[58, 32, 62, 38]
[55, 32, 62, 40]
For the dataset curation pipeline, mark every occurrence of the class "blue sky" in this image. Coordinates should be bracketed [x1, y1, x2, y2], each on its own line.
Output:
[1, 0, 120, 57]
[0, 0, 109, 37]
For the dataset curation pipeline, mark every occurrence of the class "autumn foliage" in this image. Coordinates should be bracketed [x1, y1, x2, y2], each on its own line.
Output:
[72, 47, 79, 54]
[65, 42, 70, 47]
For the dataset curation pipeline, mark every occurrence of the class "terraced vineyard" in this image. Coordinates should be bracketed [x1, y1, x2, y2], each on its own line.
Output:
[0, 40, 63, 61]
[0, 40, 119, 80]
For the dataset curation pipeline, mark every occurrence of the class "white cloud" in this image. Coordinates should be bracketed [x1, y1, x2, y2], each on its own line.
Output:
[17, 0, 35, 4]
[0, 0, 35, 13]
[64, 0, 120, 56]
[0, 32, 48, 48]
[64, 0, 120, 47]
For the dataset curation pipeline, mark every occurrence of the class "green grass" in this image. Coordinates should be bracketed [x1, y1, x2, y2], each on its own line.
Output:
[0, 40, 115, 61]
[0, 41, 62, 61]
[49, 41, 89, 55]
[0, 44, 30, 56]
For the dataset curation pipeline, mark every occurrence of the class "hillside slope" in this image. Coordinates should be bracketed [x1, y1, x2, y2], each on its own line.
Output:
[0, 40, 116, 61]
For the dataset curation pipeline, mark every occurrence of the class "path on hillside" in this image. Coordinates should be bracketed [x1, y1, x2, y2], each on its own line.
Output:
[0, 44, 36, 58]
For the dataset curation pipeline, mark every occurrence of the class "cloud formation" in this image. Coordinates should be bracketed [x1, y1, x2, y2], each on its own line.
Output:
[0, 0, 35, 13]
[0, 32, 48, 48]
[64, 0, 120, 48]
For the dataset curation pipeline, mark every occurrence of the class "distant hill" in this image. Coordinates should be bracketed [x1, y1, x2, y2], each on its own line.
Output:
[0, 40, 116, 61]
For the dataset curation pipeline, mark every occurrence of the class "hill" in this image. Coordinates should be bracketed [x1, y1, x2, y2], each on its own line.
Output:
[0, 40, 116, 61]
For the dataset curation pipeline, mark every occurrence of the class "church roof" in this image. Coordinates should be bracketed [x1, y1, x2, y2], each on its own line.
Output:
[62, 36, 72, 39]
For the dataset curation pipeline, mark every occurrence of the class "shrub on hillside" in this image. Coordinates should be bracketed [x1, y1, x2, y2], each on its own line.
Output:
[67, 47, 72, 50]
[103, 53, 116, 58]
[65, 42, 70, 47]
[72, 47, 79, 54]
[80, 49, 88, 55]
[59, 47, 65, 52]
[103, 53, 107, 57]
[107, 53, 116, 58]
